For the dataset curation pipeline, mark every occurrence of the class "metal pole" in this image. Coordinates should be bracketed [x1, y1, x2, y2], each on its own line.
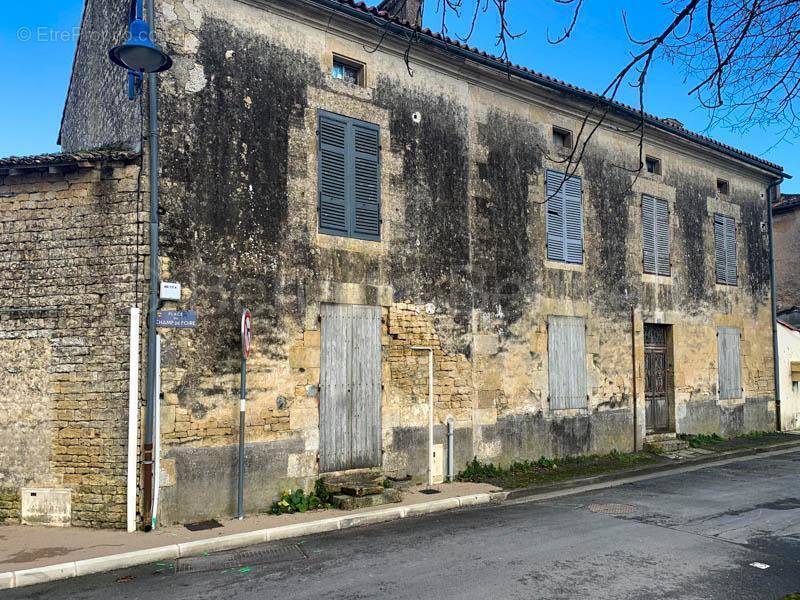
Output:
[126, 307, 141, 533]
[630, 306, 639, 451]
[142, 0, 161, 529]
[238, 355, 246, 519]
[447, 419, 454, 482]
[768, 179, 783, 430]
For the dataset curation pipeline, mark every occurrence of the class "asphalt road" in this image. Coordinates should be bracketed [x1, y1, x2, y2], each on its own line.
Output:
[11, 450, 800, 600]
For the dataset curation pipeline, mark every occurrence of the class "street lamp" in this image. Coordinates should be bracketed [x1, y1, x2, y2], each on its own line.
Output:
[109, 0, 172, 531]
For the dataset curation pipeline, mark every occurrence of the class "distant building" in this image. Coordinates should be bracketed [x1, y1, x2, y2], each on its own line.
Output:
[773, 194, 800, 312]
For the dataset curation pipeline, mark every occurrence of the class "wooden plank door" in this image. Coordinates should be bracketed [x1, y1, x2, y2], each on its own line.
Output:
[320, 304, 382, 473]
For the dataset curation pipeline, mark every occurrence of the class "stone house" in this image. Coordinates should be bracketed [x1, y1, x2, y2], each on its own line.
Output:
[773, 194, 800, 313]
[0, 0, 788, 527]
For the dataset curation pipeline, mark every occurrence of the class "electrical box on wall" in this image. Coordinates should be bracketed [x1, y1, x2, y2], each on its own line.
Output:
[21, 488, 71, 527]
[160, 281, 181, 301]
[431, 444, 445, 484]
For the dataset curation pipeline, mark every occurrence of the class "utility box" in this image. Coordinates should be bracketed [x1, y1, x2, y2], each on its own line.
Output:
[21, 488, 71, 527]
[431, 444, 445, 484]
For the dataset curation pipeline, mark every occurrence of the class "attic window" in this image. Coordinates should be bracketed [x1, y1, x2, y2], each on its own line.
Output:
[552, 127, 573, 150]
[717, 178, 730, 195]
[645, 155, 662, 175]
[332, 56, 365, 86]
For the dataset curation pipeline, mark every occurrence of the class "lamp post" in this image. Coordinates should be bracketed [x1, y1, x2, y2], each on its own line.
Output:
[110, 0, 173, 530]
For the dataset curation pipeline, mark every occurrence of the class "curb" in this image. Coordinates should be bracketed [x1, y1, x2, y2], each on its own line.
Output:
[3, 440, 799, 591]
[0, 492, 493, 590]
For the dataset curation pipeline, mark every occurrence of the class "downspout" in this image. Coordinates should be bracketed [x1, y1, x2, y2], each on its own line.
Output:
[768, 178, 783, 430]
[142, 0, 162, 530]
[411, 346, 435, 486]
[630, 306, 639, 451]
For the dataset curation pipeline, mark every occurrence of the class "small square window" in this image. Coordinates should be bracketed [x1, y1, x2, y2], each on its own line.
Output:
[645, 156, 662, 175]
[717, 178, 729, 195]
[552, 127, 573, 150]
[332, 56, 364, 86]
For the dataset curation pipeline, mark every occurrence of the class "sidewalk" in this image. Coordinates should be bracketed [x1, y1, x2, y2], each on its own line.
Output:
[3, 437, 800, 591]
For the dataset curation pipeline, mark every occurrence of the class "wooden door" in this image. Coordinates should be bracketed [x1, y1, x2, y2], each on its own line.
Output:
[644, 324, 671, 433]
[320, 304, 382, 472]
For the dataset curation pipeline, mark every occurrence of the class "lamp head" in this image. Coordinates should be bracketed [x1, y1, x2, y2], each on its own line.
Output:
[109, 18, 172, 73]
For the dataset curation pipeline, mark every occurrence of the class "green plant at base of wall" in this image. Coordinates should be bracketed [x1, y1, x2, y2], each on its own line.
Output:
[271, 480, 331, 515]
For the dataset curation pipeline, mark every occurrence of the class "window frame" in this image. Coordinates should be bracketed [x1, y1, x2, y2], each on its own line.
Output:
[716, 178, 730, 196]
[332, 54, 366, 87]
[645, 155, 662, 175]
[552, 126, 573, 150]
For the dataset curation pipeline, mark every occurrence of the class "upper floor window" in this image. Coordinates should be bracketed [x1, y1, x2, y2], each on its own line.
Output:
[318, 111, 381, 241]
[332, 56, 365, 86]
[642, 195, 670, 276]
[717, 178, 729, 196]
[645, 155, 662, 175]
[552, 126, 573, 150]
[714, 213, 737, 286]
[545, 169, 584, 264]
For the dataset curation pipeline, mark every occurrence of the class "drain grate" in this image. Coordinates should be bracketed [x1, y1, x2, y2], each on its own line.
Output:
[585, 503, 636, 515]
[184, 519, 223, 532]
[175, 544, 306, 574]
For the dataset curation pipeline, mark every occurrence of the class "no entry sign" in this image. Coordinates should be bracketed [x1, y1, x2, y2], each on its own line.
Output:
[241, 309, 253, 359]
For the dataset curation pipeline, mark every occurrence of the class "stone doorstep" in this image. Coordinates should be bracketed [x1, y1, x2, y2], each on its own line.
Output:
[332, 488, 402, 510]
[644, 438, 691, 453]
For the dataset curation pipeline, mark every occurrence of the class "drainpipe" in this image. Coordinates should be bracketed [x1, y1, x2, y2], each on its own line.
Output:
[126, 307, 141, 533]
[411, 346, 434, 486]
[630, 306, 639, 451]
[142, 0, 162, 530]
[446, 419, 454, 482]
[768, 178, 783, 430]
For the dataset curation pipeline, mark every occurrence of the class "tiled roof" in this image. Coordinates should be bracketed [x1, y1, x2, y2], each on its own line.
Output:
[315, 0, 784, 175]
[0, 149, 139, 172]
[773, 193, 800, 214]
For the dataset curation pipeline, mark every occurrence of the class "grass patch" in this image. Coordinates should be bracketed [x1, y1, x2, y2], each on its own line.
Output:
[456, 450, 659, 490]
[779, 594, 800, 600]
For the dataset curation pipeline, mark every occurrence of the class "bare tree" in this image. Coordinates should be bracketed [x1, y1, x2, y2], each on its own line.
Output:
[370, 0, 797, 183]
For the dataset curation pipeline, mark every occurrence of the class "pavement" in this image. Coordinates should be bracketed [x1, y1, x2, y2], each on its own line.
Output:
[5, 446, 800, 599]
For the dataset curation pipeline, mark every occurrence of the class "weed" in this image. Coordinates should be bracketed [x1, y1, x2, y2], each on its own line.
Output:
[271, 480, 331, 515]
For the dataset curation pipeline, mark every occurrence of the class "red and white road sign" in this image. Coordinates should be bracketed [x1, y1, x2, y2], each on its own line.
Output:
[241, 309, 253, 359]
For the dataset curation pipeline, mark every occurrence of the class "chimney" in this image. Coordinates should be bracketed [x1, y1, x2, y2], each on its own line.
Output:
[377, 0, 423, 27]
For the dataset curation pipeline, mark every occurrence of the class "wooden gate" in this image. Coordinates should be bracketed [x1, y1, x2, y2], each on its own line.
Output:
[644, 324, 671, 433]
[319, 304, 382, 473]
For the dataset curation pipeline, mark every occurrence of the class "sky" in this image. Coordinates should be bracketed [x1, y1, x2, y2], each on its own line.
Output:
[1, 0, 796, 191]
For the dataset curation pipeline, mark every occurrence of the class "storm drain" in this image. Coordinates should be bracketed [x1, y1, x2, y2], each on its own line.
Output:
[175, 544, 306, 574]
[585, 503, 637, 515]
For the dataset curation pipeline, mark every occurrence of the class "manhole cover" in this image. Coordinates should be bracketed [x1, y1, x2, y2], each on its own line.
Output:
[175, 544, 306, 574]
[585, 503, 636, 515]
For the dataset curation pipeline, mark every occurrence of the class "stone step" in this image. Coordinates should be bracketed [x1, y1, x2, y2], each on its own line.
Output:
[645, 432, 677, 442]
[331, 488, 402, 511]
[644, 438, 690, 453]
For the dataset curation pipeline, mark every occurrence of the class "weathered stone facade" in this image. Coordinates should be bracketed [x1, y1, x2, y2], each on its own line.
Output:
[11, 0, 785, 527]
[773, 196, 800, 312]
[0, 153, 143, 527]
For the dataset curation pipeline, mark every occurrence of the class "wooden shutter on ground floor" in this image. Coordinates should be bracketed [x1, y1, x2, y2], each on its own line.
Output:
[717, 326, 742, 400]
[548, 316, 588, 410]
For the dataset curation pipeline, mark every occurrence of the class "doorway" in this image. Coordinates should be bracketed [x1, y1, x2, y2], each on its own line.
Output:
[644, 324, 674, 433]
[319, 303, 382, 473]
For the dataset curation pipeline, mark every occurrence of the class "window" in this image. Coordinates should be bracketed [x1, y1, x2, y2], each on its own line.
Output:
[714, 213, 737, 286]
[545, 169, 584, 264]
[552, 126, 573, 150]
[717, 178, 729, 195]
[642, 195, 670, 276]
[645, 155, 662, 175]
[717, 327, 742, 399]
[318, 111, 381, 240]
[332, 56, 364, 86]
[548, 316, 588, 410]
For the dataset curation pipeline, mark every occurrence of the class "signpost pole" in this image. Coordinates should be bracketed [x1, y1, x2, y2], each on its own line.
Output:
[237, 309, 252, 521]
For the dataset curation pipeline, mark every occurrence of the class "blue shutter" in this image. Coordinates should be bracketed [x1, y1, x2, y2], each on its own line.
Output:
[546, 170, 583, 264]
[655, 197, 670, 276]
[546, 170, 565, 262]
[714, 213, 736, 285]
[318, 113, 349, 235]
[351, 121, 381, 240]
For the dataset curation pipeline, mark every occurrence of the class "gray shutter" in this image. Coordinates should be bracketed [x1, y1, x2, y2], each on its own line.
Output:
[351, 121, 381, 241]
[724, 216, 737, 286]
[318, 113, 349, 235]
[546, 170, 583, 264]
[320, 303, 350, 472]
[718, 327, 742, 399]
[546, 170, 565, 262]
[348, 305, 382, 468]
[564, 175, 584, 264]
[714, 214, 737, 285]
[548, 316, 588, 409]
[642, 195, 657, 274]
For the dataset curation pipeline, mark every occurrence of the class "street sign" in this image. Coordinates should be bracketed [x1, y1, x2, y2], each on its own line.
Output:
[155, 310, 197, 329]
[159, 281, 181, 301]
[241, 309, 253, 358]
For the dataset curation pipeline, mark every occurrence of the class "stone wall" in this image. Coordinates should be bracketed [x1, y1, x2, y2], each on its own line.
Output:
[0, 156, 144, 527]
[59, 0, 140, 152]
[131, 0, 780, 524]
[774, 207, 800, 311]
